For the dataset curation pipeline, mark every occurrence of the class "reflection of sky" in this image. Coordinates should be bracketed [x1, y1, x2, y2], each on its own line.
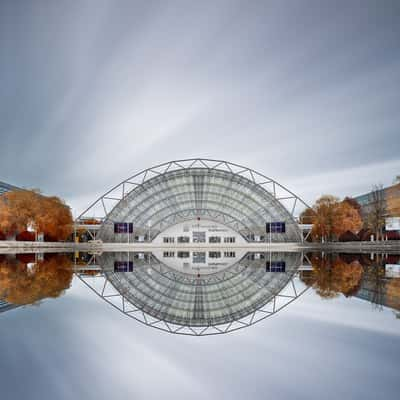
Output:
[0, 277, 399, 400]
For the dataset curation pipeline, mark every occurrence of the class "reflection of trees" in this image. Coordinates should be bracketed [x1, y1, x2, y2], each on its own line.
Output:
[360, 256, 386, 310]
[386, 278, 400, 311]
[0, 255, 73, 305]
[301, 254, 363, 298]
[301, 253, 400, 316]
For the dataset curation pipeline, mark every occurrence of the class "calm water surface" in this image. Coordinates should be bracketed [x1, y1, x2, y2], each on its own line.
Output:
[0, 251, 399, 400]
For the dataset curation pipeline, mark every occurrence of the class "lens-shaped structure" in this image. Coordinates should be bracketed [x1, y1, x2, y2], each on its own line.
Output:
[78, 159, 309, 243]
[77, 251, 308, 335]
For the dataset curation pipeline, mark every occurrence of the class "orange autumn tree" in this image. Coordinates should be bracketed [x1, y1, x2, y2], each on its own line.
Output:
[299, 207, 315, 224]
[34, 196, 73, 240]
[342, 197, 362, 214]
[310, 195, 339, 241]
[334, 200, 363, 237]
[0, 255, 73, 305]
[0, 190, 73, 241]
[0, 190, 38, 239]
[309, 195, 362, 241]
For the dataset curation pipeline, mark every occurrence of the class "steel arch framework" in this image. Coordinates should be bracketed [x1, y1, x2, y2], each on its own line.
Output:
[78, 158, 309, 242]
[76, 252, 310, 336]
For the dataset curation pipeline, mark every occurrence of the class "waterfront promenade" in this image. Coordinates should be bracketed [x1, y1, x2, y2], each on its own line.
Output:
[1, 240, 399, 254]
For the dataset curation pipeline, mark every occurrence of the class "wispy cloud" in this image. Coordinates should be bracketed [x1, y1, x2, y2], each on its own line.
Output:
[0, 0, 399, 215]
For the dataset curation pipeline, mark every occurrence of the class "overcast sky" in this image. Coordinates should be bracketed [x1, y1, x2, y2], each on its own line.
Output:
[1, 0, 399, 215]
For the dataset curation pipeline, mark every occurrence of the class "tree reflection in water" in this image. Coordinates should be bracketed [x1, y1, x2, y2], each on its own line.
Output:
[300, 254, 363, 298]
[0, 254, 73, 305]
[300, 253, 400, 316]
[0, 251, 399, 318]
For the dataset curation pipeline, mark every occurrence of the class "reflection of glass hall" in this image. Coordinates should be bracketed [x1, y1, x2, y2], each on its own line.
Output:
[77, 252, 308, 336]
[151, 247, 247, 275]
[78, 159, 308, 243]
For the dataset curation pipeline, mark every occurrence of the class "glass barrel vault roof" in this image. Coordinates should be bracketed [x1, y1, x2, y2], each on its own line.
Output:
[79, 159, 308, 242]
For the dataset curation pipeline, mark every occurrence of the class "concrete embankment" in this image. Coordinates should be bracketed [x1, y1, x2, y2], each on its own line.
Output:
[0, 241, 88, 253]
[0, 240, 399, 254]
[302, 241, 400, 253]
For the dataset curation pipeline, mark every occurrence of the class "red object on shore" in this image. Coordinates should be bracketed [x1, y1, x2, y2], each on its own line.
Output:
[16, 253, 36, 263]
[386, 230, 400, 240]
[339, 231, 360, 242]
[16, 231, 36, 241]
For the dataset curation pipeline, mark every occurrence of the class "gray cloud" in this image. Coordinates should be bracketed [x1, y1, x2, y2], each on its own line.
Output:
[0, 0, 399, 213]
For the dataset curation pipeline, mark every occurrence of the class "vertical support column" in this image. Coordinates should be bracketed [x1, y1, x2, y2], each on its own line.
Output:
[269, 216, 272, 247]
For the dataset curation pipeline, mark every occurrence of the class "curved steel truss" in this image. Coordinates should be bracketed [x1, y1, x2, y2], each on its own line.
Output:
[78, 158, 309, 242]
[76, 252, 309, 336]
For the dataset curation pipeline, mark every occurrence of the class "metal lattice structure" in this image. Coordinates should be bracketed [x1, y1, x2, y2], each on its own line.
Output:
[76, 252, 309, 336]
[0, 180, 20, 196]
[78, 159, 309, 242]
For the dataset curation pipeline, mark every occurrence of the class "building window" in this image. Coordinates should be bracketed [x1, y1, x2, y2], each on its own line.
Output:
[163, 237, 175, 243]
[254, 235, 265, 242]
[193, 232, 206, 243]
[224, 251, 236, 258]
[177, 236, 190, 243]
[266, 261, 286, 272]
[209, 236, 221, 243]
[223, 237, 235, 243]
[133, 252, 146, 260]
[114, 222, 133, 233]
[177, 251, 190, 258]
[114, 261, 134, 272]
[209, 251, 221, 258]
[193, 252, 206, 263]
[266, 222, 286, 233]
[163, 251, 175, 257]
[247, 252, 265, 260]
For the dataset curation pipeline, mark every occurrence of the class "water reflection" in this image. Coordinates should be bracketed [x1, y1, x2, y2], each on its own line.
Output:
[1, 251, 399, 330]
[76, 251, 306, 335]
[301, 253, 400, 315]
[0, 254, 73, 306]
[300, 254, 364, 298]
